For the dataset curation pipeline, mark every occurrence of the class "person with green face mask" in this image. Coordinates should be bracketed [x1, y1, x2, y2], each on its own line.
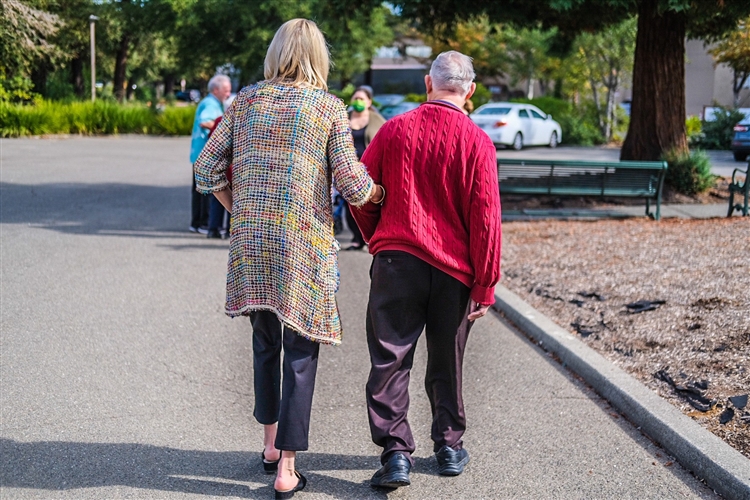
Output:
[345, 86, 386, 250]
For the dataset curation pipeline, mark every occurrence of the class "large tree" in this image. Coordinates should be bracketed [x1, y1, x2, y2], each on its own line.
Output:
[709, 16, 750, 107]
[394, 0, 750, 161]
[0, 0, 63, 100]
[101, 0, 175, 101]
[173, 0, 394, 87]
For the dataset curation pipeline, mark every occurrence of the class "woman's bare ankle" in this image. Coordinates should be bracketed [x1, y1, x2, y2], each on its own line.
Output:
[263, 424, 280, 461]
[274, 452, 298, 490]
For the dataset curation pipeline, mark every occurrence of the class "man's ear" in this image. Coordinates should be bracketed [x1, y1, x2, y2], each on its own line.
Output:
[424, 75, 433, 95]
[465, 82, 477, 101]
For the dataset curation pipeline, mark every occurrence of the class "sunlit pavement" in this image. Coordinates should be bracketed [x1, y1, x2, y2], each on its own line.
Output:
[0, 137, 717, 499]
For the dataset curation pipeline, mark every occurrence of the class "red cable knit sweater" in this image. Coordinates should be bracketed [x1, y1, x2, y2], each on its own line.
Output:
[352, 100, 502, 305]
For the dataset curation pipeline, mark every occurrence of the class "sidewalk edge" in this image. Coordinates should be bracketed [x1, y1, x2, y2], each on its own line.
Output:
[493, 285, 750, 500]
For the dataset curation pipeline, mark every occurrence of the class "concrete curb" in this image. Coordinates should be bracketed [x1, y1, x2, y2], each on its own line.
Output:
[493, 285, 750, 500]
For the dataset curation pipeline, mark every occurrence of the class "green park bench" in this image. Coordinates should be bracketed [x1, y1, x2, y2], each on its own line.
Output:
[497, 159, 668, 220]
[727, 162, 749, 217]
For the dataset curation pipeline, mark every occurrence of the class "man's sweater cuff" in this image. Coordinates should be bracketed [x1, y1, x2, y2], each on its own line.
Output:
[471, 284, 496, 306]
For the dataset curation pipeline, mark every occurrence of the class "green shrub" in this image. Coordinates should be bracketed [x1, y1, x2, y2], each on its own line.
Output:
[686, 115, 702, 146]
[403, 93, 426, 103]
[512, 96, 605, 145]
[663, 149, 714, 195]
[156, 106, 195, 135]
[695, 106, 744, 150]
[0, 100, 194, 137]
[329, 83, 356, 104]
[469, 83, 492, 108]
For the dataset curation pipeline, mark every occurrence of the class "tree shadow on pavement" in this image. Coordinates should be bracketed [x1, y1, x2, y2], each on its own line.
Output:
[0, 438, 391, 499]
[0, 182, 197, 238]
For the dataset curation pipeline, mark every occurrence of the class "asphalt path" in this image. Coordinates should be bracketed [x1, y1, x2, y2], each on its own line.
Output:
[1, 137, 718, 499]
[497, 146, 743, 178]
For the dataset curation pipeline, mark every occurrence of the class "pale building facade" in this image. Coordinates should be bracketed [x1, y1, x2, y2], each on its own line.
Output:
[685, 39, 750, 118]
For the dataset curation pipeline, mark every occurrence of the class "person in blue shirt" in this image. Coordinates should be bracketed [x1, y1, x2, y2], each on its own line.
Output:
[190, 74, 232, 233]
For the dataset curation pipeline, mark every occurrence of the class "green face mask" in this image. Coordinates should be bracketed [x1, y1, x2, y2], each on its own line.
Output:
[351, 99, 366, 112]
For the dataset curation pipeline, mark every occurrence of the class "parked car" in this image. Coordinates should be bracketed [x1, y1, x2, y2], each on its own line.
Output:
[373, 94, 405, 108]
[175, 89, 201, 103]
[470, 102, 562, 150]
[731, 116, 750, 162]
[380, 101, 420, 120]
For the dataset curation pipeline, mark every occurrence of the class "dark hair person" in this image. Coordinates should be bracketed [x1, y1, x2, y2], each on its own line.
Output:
[194, 18, 385, 499]
[345, 85, 385, 250]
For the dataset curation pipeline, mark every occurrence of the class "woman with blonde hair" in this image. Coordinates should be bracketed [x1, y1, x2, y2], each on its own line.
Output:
[194, 18, 385, 499]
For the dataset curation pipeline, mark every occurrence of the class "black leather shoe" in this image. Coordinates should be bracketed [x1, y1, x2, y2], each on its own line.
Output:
[370, 452, 411, 488]
[435, 445, 469, 476]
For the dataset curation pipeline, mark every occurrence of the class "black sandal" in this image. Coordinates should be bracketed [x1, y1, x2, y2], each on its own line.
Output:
[274, 470, 306, 499]
[262, 449, 280, 474]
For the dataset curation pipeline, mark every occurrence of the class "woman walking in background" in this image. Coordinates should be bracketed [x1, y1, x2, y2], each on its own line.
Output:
[194, 19, 385, 499]
[345, 86, 385, 250]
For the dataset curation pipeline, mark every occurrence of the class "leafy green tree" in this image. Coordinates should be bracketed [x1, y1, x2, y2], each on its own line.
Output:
[0, 0, 63, 101]
[319, 4, 394, 86]
[173, 0, 392, 88]
[564, 18, 636, 141]
[425, 17, 558, 98]
[49, 0, 100, 98]
[99, 0, 176, 101]
[709, 16, 750, 107]
[393, 0, 750, 161]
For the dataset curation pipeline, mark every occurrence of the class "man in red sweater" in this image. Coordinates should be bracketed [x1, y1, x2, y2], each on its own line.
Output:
[352, 51, 502, 489]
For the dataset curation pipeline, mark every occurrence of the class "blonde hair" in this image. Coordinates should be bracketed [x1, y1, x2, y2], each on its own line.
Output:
[264, 19, 330, 91]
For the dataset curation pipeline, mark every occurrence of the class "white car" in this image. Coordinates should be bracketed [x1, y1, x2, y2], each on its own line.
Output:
[470, 102, 562, 150]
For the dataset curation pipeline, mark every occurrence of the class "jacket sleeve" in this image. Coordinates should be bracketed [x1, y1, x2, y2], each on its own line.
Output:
[468, 136, 502, 305]
[194, 99, 235, 194]
[328, 103, 374, 207]
[351, 124, 387, 242]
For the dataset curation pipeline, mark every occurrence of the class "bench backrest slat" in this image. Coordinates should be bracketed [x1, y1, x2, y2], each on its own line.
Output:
[497, 159, 667, 199]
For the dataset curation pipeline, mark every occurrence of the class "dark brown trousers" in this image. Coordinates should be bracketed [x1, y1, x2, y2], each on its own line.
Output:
[366, 251, 474, 465]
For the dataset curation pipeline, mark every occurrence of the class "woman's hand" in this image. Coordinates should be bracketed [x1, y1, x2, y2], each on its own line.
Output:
[213, 188, 233, 213]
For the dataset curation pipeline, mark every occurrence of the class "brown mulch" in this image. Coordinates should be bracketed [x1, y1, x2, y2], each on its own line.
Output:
[501, 217, 750, 458]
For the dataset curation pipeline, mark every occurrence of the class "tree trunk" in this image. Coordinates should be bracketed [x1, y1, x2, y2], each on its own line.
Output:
[590, 79, 604, 135]
[31, 63, 48, 97]
[164, 74, 175, 97]
[621, 0, 687, 160]
[113, 34, 130, 102]
[71, 57, 85, 98]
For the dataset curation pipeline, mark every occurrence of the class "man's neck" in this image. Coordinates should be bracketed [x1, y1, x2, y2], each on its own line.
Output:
[427, 92, 464, 109]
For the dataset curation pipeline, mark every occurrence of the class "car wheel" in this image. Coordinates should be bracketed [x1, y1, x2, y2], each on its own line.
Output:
[512, 133, 523, 151]
[733, 151, 748, 162]
[548, 131, 558, 148]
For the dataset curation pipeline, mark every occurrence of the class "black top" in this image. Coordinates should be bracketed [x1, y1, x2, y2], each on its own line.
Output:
[351, 127, 367, 159]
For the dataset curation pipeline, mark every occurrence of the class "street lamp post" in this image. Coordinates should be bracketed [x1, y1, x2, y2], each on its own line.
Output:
[89, 15, 99, 102]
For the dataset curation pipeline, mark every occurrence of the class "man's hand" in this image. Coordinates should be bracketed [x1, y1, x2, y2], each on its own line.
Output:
[200, 120, 216, 130]
[467, 299, 491, 321]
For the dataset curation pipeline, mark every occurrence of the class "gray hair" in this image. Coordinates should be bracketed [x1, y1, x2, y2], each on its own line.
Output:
[429, 51, 475, 95]
[208, 74, 231, 92]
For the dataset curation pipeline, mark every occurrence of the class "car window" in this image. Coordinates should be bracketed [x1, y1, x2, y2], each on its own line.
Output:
[518, 109, 530, 118]
[530, 110, 546, 119]
[476, 107, 511, 116]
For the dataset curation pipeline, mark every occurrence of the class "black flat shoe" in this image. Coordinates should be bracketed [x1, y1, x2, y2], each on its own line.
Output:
[262, 449, 280, 474]
[370, 452, 411, 489]
[275, 471, 306, 499]
[435, 445, 469, 476]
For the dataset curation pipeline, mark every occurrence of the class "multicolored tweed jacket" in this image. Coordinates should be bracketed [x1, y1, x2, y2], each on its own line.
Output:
[194, 82, 374, 345]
